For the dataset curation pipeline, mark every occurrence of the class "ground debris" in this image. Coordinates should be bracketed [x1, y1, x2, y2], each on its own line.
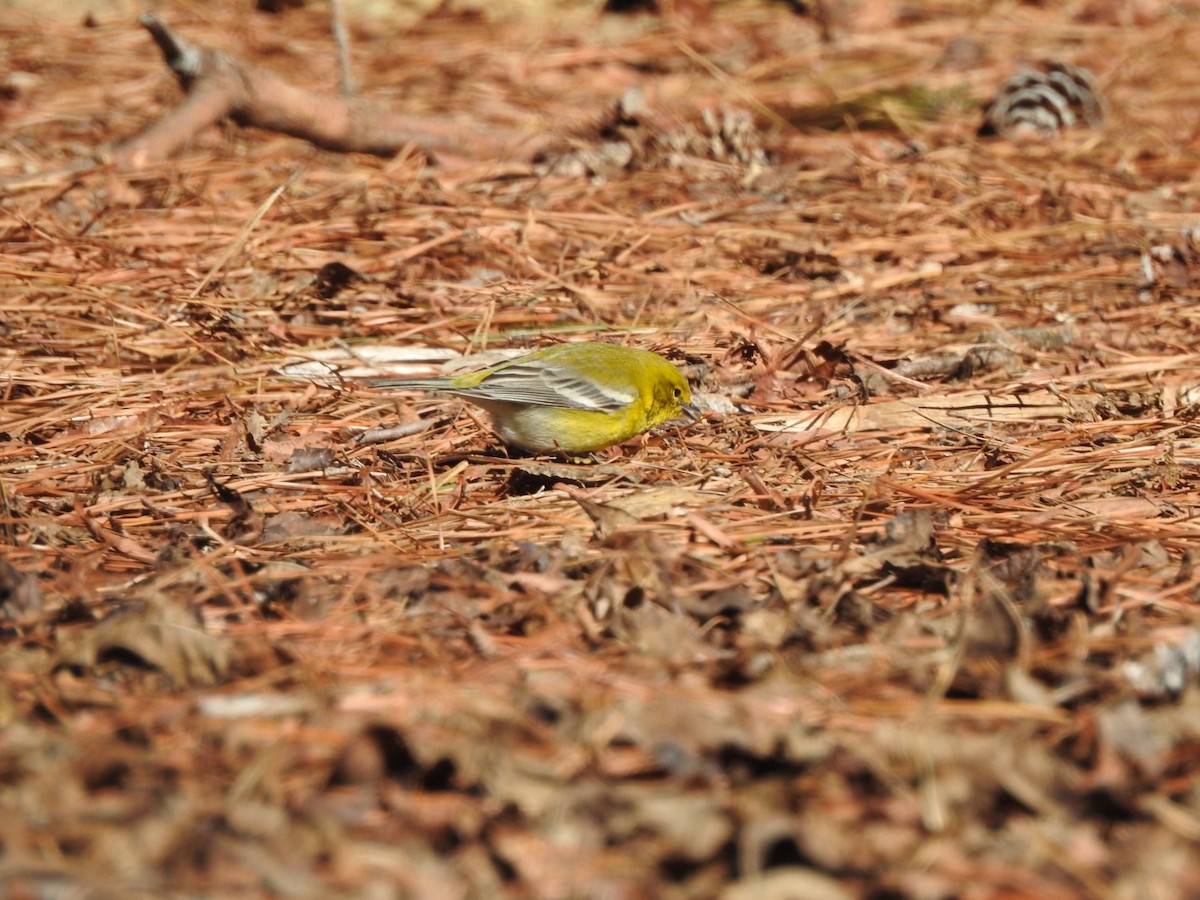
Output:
[3, 0, 1200, 896]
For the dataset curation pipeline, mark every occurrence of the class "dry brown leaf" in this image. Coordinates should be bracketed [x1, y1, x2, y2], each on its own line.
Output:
[54, 596, 231, 687]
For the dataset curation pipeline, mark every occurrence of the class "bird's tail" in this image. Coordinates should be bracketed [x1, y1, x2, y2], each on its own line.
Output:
[366, 377, 452, 392]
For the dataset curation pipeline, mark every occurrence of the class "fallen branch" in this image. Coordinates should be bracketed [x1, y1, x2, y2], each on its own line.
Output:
[114, 14, 533, 169]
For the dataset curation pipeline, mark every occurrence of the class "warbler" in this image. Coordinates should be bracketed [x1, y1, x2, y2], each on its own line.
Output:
[369, 341, 699, 453]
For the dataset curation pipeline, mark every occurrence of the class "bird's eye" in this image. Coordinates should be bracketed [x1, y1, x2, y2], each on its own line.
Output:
[673, 387, 682, 399]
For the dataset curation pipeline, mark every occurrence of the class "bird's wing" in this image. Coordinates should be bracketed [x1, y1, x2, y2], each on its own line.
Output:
[456, 362, 635, 411]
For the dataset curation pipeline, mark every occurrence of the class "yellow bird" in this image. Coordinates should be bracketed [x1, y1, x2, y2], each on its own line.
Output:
[370, 341, 698, 453]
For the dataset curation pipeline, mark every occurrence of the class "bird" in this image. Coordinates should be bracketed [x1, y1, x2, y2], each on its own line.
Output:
[368, 341, 699, 454]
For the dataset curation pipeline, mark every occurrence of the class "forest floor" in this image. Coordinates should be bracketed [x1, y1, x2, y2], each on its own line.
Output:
[3, 0, 1200, 896]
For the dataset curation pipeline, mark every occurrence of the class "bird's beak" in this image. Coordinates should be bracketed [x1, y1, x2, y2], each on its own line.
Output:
[680, 400, 702, 421]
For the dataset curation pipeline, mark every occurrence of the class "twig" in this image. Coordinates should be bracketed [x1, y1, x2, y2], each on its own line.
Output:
[329, 0, 355, 97]
[113, 14, 533, 169]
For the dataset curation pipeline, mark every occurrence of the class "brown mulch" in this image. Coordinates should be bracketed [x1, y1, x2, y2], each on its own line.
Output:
[3, 0, 1200, 896]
